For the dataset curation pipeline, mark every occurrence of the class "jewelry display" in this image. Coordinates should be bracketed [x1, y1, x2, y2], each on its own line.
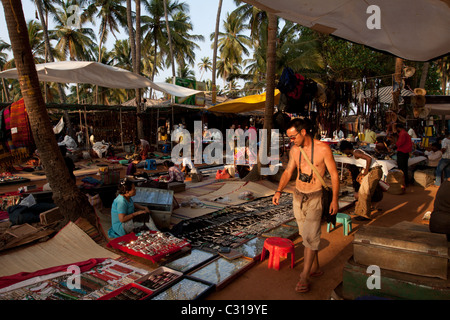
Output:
[163, 249, 217, 274]
[188, 257, 254, 289]
[172, 195, 294, 252]
[0, 259, 148, 301]
[109, 230, 191, 263]
[151, 277, 214, 300]
[137, 267, 182, 291]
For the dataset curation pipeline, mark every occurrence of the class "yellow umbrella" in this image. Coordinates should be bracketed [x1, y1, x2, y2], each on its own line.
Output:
[207, 89, 280, 113]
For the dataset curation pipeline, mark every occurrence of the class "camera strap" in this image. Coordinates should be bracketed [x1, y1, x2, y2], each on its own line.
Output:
[298, 142, 330, 191]
[298, 138, 314, 176]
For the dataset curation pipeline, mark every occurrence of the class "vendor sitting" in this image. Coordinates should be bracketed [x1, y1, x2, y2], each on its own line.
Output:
[135, 138, 150, 160]
[374, 136, 393, 159]
[126, 155, 148, 179]
[180, 151, 197, 176]
[424, 143, 442, 168]
[108, 178, 158, 239]
[162, 160, 184, 183]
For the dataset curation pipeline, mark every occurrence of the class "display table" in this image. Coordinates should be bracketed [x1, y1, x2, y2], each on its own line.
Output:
[333, 155, 426, 180]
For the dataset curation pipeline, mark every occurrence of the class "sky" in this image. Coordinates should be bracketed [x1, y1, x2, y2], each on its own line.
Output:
[0, 0, 241, 90]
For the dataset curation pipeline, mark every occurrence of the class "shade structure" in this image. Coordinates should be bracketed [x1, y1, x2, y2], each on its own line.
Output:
[207, 89, 281, 113]
[0, 61, 202, 97]
[242, 0, 450, 61]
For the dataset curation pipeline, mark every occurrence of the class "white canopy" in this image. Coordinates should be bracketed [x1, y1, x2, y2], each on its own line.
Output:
[0, 61, 202, 97]
[243, 0, 450, 61]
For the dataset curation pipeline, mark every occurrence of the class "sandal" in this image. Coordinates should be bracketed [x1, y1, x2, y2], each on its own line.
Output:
[309, 270, 324, 278]
[295, 281, 309, 293]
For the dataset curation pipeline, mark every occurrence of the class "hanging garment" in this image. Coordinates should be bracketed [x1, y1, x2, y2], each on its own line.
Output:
[277, 67, 297, 94]
[9, 98, 33, 160]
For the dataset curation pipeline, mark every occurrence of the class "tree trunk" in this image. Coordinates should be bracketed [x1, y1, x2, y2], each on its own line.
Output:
[419, 62, 429, 89]
[392, 57, 403, 112]
[35, 0, 74, 139]
[244, 12, 277, 182]
[211, 0, 222, 105]
[164, 0, 175, 80]
[127, 0, 136, 72]
[1, 78, 10, 102]
[135, 0, 144, 139]
[2, 0, 97, 229]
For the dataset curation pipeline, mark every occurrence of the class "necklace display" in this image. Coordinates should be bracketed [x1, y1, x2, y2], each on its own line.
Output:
[117, 231, 190, 257]
[173, 195, 294, 251]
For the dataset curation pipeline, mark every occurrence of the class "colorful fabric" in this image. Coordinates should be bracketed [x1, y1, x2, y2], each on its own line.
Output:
[9, 98, 33, 159]
[0, 258, 106, 290]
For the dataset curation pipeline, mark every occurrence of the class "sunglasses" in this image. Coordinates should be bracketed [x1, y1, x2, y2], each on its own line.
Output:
[288, 132, 300, 140]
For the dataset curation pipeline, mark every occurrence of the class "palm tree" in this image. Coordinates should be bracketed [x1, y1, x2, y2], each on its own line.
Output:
[210, 11, 251, 89]
[198, 56, 212, 81]
[34, 0, 66, 104]
[112, 39, 133, 71]
[2, 0, 97, 228]
[169, 11, 204, 73]
[53, 3, 96, 61]
[176, 65, 195, 80]
[53, 2, 96, 106]
[243, 12, 277, 182]
[141, 0, 190, 100]
[211, 0, 222, 104]
[84, 0, 127, 103]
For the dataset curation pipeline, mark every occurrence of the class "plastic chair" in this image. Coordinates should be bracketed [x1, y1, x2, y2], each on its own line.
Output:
[327, 213, 352, 236]
[260, 237, 295, 270]
[145, 159, 157, 170]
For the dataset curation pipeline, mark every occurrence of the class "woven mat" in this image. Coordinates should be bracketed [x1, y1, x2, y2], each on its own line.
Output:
[0, 221, 118, 278]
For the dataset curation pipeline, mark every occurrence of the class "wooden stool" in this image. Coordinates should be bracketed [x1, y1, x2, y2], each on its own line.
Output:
[260, 237, 295, 270]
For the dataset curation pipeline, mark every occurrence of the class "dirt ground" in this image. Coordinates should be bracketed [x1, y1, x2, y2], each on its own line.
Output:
[0, 163, 442, 301]
[206, 183, 440, 300]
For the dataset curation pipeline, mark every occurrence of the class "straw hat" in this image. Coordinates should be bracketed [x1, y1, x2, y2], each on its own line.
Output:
[413, 106, 430, 119]
[403, 66, 416, 78]
[414, 88, 426, 96]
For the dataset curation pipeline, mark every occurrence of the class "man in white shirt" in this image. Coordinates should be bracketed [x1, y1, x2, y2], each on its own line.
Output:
[424, 143, 442, 167]
[435, 132, 450, 186]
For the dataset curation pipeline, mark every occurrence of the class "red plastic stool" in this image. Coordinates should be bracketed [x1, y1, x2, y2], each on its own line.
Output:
[260, 237, 295, 270]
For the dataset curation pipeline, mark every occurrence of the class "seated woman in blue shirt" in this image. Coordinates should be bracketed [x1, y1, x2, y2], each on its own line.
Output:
[108, 178, 158, 238]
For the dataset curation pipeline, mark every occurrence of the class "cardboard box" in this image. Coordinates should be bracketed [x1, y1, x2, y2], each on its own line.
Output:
[353, 225, 448, 280]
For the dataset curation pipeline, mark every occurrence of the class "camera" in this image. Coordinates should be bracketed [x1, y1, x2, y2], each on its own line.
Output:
[298, 172, 313, 183]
